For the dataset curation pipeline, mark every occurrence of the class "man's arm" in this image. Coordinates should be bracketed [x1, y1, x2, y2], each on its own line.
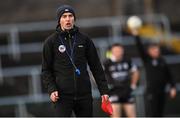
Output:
[131, 30, 148, 62]
[164, 61, 176, 98]
[103, 61, 114, 89]
[130, 62, 140, 89]
[131, 69, 140, 90]
[86, 38, 109, 96]
[42, 38, 58, 95]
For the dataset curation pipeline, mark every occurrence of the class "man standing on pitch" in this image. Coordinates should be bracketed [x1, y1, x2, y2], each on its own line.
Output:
[130, 28, 176, 117]
[42, 5, 109, 117]
[104, 43, 139, 117]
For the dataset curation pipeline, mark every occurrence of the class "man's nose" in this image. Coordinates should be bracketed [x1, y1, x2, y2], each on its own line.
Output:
[66, 16, 70, 21]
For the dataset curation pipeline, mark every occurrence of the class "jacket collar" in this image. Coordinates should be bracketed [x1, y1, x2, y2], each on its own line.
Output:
[56, 25, 79, 37]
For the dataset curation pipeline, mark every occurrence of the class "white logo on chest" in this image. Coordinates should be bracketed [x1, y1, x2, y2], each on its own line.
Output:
[123, 63, 129, 69]
[78, 45, 84, 48]
[58, 45, 66, 53]
[152, 59, 158, 66]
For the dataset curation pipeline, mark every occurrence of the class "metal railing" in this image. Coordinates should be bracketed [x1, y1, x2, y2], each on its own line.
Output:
[0, 15, 179, 116]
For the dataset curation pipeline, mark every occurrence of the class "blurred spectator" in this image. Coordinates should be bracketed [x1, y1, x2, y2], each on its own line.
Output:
[130, 28, 177, 117]
[104, 43, 139, 117]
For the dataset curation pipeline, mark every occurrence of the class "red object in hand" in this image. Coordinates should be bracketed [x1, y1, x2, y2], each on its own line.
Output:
[101, 96, 113, 116]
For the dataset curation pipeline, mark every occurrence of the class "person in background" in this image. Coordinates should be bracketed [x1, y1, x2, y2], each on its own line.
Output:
[104, 43, 139, 117]
[42, 5, 109, 117]
[130, 28, 177, 117]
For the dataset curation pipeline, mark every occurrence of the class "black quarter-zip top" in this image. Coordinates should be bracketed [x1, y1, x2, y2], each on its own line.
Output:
[42, 26, 109, 100]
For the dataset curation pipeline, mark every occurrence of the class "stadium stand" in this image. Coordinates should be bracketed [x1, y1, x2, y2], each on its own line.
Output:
[0, 15, 179, 117]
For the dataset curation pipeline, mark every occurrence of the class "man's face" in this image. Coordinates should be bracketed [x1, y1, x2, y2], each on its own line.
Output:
[111, 46, 124, 61]
[148, 46, 160, 59]
[59, 12, 75, 31]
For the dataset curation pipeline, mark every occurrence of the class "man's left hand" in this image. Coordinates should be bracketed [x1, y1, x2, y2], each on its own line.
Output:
[170, 87, 176, 99]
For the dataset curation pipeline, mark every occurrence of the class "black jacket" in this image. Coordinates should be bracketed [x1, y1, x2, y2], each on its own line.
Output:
[42, 27, 108, 100]
[135, 36, 175, 93]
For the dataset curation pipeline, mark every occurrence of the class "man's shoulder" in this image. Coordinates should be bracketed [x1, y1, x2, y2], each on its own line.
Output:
[159, 57, 167, 64]
[44, 32, 58, 44]
[103, 59, 112, 65]
[77, 30, 91, 41]
[122, 58, 132, 64]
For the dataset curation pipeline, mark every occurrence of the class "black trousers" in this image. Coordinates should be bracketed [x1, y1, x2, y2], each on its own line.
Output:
[54, 97, 93, 117]
[145, 92, 165, 117]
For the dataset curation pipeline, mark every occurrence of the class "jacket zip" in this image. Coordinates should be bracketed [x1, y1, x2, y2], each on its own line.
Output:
[68, 33, 77, 100]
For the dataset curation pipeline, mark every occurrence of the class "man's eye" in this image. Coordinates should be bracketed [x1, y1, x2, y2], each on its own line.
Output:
[69, 15, 73, 17]
[62, 15, 67, 18]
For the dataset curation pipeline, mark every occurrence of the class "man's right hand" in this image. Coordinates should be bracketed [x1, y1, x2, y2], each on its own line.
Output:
[50, 91, 59, 102]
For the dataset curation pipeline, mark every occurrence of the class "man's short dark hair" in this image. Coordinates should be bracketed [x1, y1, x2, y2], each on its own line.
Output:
[147, 42, 159, 49]
[110, 43, 123, 50]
